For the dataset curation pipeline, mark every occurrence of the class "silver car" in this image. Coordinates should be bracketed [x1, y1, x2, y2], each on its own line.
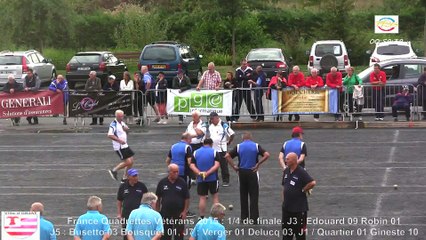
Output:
[0, 50, 56, 86]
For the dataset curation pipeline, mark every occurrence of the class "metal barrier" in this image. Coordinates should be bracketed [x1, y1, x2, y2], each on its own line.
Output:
[66, 90, 143, 126]
[416, 85, 426, 120]
[343, 84, 419, 121]
[102, 85, 425, 125]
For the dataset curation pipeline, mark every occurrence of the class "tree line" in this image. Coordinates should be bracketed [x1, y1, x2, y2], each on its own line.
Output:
[0, 0, 424, 66]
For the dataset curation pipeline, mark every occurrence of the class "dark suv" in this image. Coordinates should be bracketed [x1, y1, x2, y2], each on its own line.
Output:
[66, 51, 128, 89]
[138, 41, 203, 86]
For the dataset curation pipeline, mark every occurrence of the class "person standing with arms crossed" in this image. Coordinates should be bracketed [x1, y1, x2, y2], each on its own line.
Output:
[190, 138, 221, 219]
[279, 126, 307, 170]
[108, 110, 135, 182]
[85, 71, 103, 125]
[225, 132, 270, 224]
[156, 164, 190, 240]
[281, 152, 316, 240]
[117, 168, 148, 240]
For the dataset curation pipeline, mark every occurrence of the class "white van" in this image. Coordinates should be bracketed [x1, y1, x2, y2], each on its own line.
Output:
[368, 41, 417, 66]
[307, 40, 350, 76]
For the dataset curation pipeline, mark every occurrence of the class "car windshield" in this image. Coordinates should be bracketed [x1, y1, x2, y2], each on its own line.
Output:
[358, 65, 375, 80]
[247, 50, 282, 61]
[70, 55, 100, 63]
[142, 46, 176, 61]
[377, 45, 410, 55]
[0, 56, 22, 65]
[315, 44, 342, 57]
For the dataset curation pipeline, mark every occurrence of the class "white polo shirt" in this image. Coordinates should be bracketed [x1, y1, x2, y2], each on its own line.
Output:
[186, 120, 206, 144]
[108, 119, 129, 150]
[209, 120, 235, 152]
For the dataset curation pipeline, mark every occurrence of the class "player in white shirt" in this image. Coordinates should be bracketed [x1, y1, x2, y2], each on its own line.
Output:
[107, 110, 135, 182]
[207, 112, 235, 187]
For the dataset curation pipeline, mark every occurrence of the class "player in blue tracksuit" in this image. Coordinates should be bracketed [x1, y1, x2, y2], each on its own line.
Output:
[190, 138, 220, 219]
[166, 133, 193, 188]
[279, 126, 307, 170]
[225, 132, 270, 224]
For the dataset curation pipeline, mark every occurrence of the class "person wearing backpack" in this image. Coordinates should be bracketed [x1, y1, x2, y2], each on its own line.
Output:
[205, 112, 235, 187]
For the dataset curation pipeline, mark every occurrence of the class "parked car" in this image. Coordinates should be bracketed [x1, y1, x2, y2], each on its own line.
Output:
[66, 51, 128, 89]
[307, 40, 350, 76]
[367, 41, 417, 66]
[0, 50, 56, 87]
[245, 48, 291, 80]
[138, 41, 203, 86]
[358, 58, 426, 107]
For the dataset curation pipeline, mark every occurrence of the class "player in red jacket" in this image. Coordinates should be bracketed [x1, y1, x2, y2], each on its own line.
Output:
[370, 63, 387, 120]
[306, 68, 324, 121]
[288, 66, 305, 121]
[326, 67, 343, 121]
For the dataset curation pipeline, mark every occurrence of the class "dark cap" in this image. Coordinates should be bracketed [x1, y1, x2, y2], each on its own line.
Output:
[292, 126, 304, 134]
[127, 168, 138, 177]
[209, 112, 219, 117]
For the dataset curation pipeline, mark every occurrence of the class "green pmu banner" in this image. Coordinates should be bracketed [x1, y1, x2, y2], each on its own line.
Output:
[167, 89, 233, 116]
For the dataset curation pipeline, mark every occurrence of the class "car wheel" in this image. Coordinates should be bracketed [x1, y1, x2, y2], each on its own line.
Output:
[51, 70, 57, 80]
[197, 69, 202, 81]
[68, 81, 76, 90]
[320, 54, 338, 72]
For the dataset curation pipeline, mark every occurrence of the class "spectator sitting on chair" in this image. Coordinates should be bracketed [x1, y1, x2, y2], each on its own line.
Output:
[392, 85, 413, 122]
[48, 75, 69, 125]
[3, 74, 23, 126]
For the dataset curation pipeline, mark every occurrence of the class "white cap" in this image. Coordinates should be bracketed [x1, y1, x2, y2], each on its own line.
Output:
[108, 75, 116, 80]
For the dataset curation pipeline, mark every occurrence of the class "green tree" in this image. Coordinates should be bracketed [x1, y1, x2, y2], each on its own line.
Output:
[0, 0, 75, 51]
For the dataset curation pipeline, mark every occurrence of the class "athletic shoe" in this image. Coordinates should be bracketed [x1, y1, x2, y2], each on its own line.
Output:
[153, 118, 160, 123]
[108, 169, 118, 181]
[314, 118, 319, 122]
[186, 211, 196, 218]
[222, 182, 229, 187]
[120, 178, 127, 184]
[374, 118, 380, 121]
[191, 179, 197, 186]
[394, 117, 398, 122]
[178, 120, 183, 125]
[379, 118, 384, 121]
[358, 116, 362, 121]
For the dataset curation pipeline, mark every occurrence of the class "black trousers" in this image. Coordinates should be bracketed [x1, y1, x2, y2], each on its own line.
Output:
[239, 169, 259, 223]
[26, 116, 38, 123]
[218, 151, 230, 183]
[235, 89, 256, 120]
[282, 209, 307, 240]
[161, 216, 184, 240]
[136, 91, 144, 118]
[91, 117, 103, 124]
[254, 89, 264, 120]
[373, 89, 385, 118]
[392, 105, 410, 120]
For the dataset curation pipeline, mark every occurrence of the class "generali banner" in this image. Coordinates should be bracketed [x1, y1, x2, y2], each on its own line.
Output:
[69, 91, 132, 117]
[0, 91, 64, 119]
